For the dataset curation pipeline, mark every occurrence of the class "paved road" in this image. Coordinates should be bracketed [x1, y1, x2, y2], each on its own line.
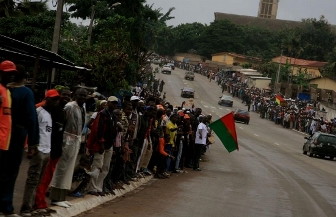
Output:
[77, 66, 336, 217]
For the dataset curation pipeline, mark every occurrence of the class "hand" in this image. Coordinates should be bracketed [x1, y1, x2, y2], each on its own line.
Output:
[99, 143, 105, 155]
[171, 156, 176, 161]
[27, 146, 39, 159]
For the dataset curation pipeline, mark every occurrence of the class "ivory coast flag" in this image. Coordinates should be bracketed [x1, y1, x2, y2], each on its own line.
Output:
[209, 113, 239, 153]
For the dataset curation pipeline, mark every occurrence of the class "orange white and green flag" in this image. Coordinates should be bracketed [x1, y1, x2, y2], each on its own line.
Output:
[276, 94, 284, 105]
[209, 113, 239, 153]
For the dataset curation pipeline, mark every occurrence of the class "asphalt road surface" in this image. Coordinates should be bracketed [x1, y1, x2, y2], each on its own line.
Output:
[77, 66, 336, 217]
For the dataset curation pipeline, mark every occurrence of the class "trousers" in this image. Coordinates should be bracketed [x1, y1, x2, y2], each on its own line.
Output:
[21, 152, 50, 212]
[34, 158, 60, 209]
[0, 134, 25, 213]
[87, 148, 113, 193]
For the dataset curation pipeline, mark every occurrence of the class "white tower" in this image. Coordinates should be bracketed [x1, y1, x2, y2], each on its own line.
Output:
[258, 0, 279, 19]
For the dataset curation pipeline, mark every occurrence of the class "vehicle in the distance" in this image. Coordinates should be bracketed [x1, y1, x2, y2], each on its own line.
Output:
[167, 63, 175, 70]
[185, 71, 195, 81]
[218, 95, 233, 107]
[153, 59, 161, 65]
[303, 132, 336, 159]
[181, 87, 195, 98]
[233, 109, 250, 124]
[161, 65, 171, 74]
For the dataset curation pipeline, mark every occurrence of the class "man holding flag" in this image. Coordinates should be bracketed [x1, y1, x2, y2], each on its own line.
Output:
[193, 116, 208, 171]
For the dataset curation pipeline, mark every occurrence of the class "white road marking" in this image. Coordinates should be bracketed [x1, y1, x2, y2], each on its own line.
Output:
[274, 143, 280, 146]
[254, 134, 259, 137]
[226, 109, 231, 111]
[204, 105, 209, 108]
[184, 83, 188, 84]
[218, 107, 223, 110]
[168, 81, 171, 82]
[239, 127, 244, 129]
[211, 106, 216, 109]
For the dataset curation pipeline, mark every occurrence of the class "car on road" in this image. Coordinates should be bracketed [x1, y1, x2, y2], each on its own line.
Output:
[303, 132, 336, 159]
[161, 65, 171, 74]
[218, 95, 233, 107]
[184, 71, 195, 81]
[181, 87, 195, 98]
[233, 109, 250, 124]
[167, 63, 175, 70]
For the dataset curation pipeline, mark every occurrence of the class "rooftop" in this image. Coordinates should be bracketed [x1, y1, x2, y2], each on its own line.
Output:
[249, 76, 272, 80]
[212, 52, 262, 62]
[272, 56, 328, 68]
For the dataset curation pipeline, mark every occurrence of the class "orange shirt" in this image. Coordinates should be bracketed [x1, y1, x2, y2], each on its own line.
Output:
[0, 84, 11, 151]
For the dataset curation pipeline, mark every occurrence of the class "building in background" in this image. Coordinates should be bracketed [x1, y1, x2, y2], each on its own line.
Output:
[258, 0, 279, 19]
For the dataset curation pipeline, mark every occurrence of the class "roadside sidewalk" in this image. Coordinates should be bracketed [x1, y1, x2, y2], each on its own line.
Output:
[14, 157, 153, 217]
[50, 176, 152, 217]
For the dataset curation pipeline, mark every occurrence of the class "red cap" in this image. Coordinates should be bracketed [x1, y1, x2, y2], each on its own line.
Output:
[45, 89, 60, 98]
[0, 60, 18, 72]
[184, 114, 190, 119]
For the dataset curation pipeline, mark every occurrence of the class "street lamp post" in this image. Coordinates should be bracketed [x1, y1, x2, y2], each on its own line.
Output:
[87, 2, 121, 45]
[275, 49, 283, 92]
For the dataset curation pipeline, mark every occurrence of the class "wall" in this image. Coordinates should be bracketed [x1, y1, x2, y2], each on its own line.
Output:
[255, 79, 271, 89]
[211, 54, 234, 64]
[310, 78, 336, 92]
[212, 55, 224, 62]
[292, 66, 321, 78]
[319, 102, 336, 121]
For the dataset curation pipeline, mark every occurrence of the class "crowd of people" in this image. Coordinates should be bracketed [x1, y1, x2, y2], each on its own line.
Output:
[206, 68, 336, 136]
[0, 60, 214, 217]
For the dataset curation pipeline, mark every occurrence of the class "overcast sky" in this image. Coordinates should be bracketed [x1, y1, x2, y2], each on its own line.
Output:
[48, 0, 336, 26]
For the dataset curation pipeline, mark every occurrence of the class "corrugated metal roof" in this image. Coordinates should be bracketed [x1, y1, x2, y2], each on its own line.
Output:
[272, 56, 327, 68]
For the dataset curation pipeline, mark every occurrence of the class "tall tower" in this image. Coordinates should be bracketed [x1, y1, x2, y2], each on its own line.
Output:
[258, 0, 279, 19]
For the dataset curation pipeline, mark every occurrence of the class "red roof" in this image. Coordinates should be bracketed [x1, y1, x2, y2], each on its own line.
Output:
[272, 56, 327, 68]
[211, 52, 262, 62]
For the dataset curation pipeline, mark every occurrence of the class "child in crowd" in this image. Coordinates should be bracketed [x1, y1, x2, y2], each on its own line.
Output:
[155, 134, 175, 179]
[69, 155, 99, 197]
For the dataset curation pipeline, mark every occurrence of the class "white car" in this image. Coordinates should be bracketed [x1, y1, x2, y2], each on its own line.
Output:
[162, 65, 172, 74]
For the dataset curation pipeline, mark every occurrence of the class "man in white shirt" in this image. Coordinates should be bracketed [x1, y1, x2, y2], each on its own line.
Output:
[193, 116, 208, 171]
[20, 89, 60, 216]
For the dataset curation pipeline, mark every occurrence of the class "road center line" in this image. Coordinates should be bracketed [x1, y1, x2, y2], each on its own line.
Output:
[254, 134, 259, 137]
[218, 107, 223, 110]
[226, 109, 231, 111]
[274, 143, 280, 146]
[239, 127, 244, 129]
[204, 105, 208, 108]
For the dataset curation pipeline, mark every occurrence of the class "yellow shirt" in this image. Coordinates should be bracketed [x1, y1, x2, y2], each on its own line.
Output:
[166, 121, 177, 147]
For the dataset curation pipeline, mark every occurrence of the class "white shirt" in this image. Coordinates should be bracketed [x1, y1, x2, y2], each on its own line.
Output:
[91, 112, 98, 119]
[195, 122, 208, 145]
[36, 107, 52, 154]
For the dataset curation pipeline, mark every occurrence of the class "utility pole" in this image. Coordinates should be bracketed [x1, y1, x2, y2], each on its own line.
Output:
[50, 0, 64, 85]
[275, 50, 283, 92]
[87, 5, 96, 45]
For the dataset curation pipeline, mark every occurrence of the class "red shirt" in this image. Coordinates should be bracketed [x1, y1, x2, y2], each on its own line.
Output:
[0, 84, 11, 150]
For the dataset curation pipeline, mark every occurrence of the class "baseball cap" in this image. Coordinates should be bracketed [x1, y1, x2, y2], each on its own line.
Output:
[130, 96, 140, 101]
[107, 96, 118, 102]
[0, 60, 18, 72]
[45, 89, 60, 98]
[100, 100, 107, 105]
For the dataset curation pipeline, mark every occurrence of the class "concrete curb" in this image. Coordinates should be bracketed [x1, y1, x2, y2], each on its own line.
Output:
[292, 129, 309, 136]
[50, 176, 153, 217]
